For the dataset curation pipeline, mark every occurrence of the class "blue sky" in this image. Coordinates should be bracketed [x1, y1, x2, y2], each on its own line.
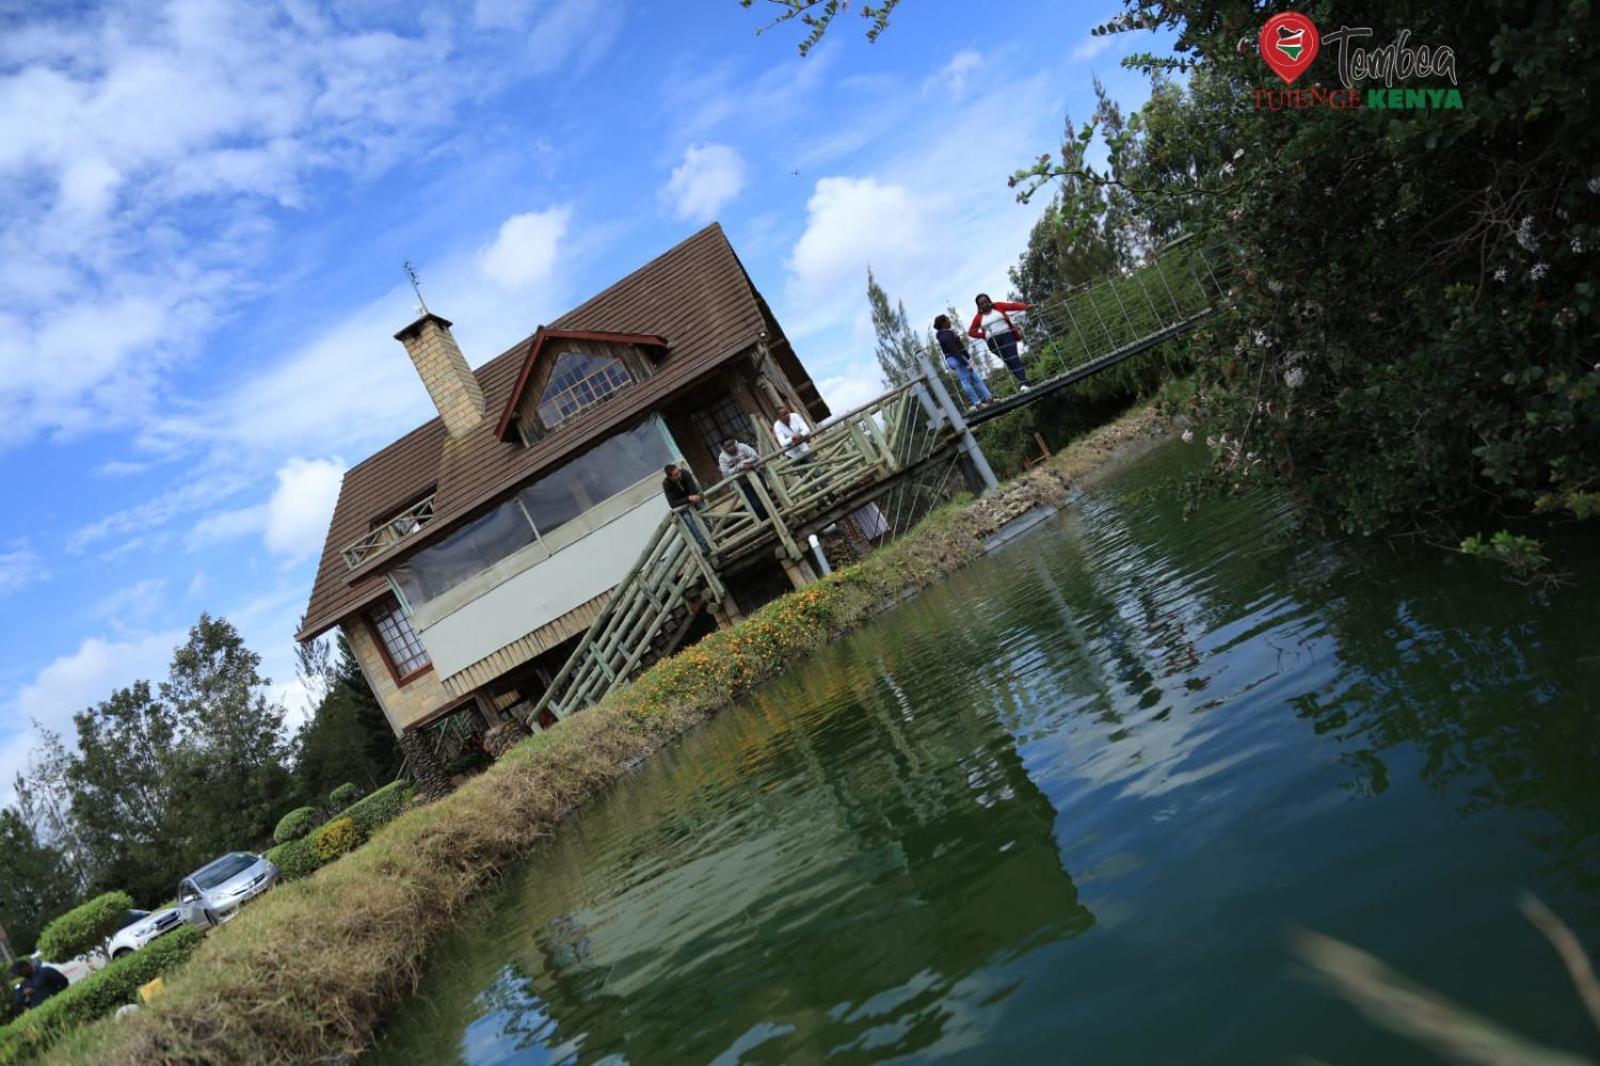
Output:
[0, 0, 1170, 789]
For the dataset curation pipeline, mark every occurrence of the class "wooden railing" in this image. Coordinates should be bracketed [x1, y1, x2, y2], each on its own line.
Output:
[529, 377, 950, 720]
[341, 494, 436, 570]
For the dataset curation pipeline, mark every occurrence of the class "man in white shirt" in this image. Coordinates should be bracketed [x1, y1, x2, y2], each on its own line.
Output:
[773, 404, 814, 462]
[717, 437, 769, 520]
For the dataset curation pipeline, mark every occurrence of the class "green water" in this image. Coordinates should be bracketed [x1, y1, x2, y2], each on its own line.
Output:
[374, 443, 1600, 1065]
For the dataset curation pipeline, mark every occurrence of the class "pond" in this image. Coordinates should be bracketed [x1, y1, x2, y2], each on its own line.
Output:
[373, 441, 1600, 1064]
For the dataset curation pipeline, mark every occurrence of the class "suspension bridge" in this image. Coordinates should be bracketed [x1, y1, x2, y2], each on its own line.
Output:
[528, 236, 1230, 722]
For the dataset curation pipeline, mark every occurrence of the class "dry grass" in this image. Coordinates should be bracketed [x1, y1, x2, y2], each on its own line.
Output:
[51, 405, 1169, 1065]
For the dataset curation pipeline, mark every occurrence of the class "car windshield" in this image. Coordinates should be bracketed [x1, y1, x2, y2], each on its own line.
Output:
[119, 910, 149, 929]
[192, 853, 257, 889]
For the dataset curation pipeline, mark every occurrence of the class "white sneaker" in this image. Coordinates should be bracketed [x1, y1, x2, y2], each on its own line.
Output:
[1019, 384, 1031, 392]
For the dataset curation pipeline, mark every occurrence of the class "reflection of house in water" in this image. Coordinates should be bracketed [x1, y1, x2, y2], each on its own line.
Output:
[295, 225, 830, 765]
[487, 666, 1095, 1061]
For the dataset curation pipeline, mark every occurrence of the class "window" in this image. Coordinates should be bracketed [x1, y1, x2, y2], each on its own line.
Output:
[367, 599, 432, 682]
[387, 421, 678, 609]
[537, 352, 632, 429]
[690, 395, 756, 461]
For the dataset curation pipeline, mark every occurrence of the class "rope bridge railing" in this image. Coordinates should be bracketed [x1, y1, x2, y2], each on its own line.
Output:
[919, 235, 1231, 407]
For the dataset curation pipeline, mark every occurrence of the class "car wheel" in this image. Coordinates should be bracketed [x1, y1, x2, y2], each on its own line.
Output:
[112, 949, 132, 960]
[203, 908, 220, 928]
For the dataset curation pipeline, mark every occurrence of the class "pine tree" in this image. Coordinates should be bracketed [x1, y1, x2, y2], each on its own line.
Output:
[867, 269, 925, 387]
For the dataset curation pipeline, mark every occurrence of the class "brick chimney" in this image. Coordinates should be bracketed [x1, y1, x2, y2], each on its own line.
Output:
[395, 312, 485, 438]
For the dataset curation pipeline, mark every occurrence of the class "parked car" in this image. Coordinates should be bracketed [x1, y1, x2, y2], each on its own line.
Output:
[27, 949, 94, 986]
[107, 907, 184, 958]
[177, 852, 278, 929]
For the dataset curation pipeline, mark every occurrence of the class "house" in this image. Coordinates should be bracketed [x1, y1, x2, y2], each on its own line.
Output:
[295, 224, 830, 765]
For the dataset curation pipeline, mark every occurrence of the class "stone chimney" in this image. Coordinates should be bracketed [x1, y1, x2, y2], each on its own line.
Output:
[395, 312, 485, 438]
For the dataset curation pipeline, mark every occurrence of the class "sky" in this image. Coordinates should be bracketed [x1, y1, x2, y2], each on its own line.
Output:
[0, 0, 1172, 796]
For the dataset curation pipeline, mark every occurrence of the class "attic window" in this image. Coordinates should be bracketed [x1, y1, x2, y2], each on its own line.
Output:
[537, 352, 632, 430]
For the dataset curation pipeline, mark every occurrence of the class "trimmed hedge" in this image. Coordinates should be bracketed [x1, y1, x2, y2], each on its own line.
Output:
[312, 818, 357, 862]
[263, 836, 318, 881]
[0, 925, 202, 1064]
[36, 893, 132, 964]
[328, 782, 362, 808]
[263, 782, 414, 884]
[341, 780, 411, 839]
[271, 806, 319, 845]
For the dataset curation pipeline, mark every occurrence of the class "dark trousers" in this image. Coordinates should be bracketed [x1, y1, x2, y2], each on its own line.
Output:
[674, 506, 708, 552]
[991, 330, 1027, 384]
[736, 474, 769, 520]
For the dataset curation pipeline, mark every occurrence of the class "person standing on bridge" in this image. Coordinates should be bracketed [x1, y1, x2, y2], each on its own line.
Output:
[968, 293, 1031, 391]
[935, 315, 992, 410]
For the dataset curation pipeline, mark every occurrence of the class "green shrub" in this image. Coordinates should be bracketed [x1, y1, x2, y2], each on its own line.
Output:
[264, 836, 320, 881]
[36, 893, 133, 964]
[312, 817, 357, 862]
[271, 806, 319, 845]
[340, 780, 411, 839]
[328, 782, 362, 808]
[0, 925, 202, 1064]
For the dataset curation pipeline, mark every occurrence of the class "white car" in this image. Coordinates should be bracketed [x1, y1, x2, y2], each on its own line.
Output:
[106, 907, 184, 959]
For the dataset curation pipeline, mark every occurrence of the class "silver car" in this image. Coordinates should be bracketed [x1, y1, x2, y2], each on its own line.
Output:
[178, 852, 278, 929]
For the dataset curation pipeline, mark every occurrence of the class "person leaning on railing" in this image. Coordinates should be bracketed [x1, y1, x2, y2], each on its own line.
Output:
[934, 315, 993, 410]
[773, 404, 817, 464]
[717, 438, 770, 521]
[968, 293, 1031, 391]
[662, 463, 709, 552]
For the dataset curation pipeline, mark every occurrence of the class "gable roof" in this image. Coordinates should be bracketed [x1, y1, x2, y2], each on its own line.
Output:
[491, 329, 668, 441]
[297, 223, 772, 642]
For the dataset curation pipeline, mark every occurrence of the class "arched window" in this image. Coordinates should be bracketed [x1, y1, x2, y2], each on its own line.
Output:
[537, 351, 632, 429]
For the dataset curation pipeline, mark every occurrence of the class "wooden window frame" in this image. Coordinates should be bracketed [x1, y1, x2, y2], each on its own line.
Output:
[535, 351, 634, 431]
[364, 599, 433, 686]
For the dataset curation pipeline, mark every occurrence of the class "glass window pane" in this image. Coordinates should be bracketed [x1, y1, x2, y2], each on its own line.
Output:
[389, 496, 537, 605]
[367, 600, 431, 677]
[537, 351, 633, 430]
[518, 421, 675, 536]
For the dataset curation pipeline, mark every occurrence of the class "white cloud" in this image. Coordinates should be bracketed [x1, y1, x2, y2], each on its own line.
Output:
[1071, 34, 1116, 62]
[89, 577, 168, 626]
[817, 360, 888, 416]
[95, 459, 152, 477]
[187, 571, 209, 599]
[0, 629, 184, 800]
[936, 50, 984, 95]
[787, 176, 928, 309]
[187, 503, 268, 551]
[0, 542, 46, 595]
[479, 206, 572, 290]
[264, 457, 345, 562]
[662, 144, 747, 222]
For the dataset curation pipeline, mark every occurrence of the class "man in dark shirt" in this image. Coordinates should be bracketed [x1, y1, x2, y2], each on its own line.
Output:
[11, 959, 68, 1012]
[662, 464, 709, 552]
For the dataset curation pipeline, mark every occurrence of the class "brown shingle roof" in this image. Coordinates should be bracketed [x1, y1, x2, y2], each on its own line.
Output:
[297, 222, 775, 641]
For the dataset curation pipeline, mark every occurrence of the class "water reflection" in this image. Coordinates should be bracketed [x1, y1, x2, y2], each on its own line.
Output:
[376, 443, 1600, 1065]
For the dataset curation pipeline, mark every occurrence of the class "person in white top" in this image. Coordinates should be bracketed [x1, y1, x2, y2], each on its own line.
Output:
[773, 404, 815, 462]
[967, 293, 1032, 390]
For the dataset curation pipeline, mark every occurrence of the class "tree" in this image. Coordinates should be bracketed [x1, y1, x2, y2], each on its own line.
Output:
[14, 728, 91, 893]
[867, 269, 925, 387]
[66, 681, 180, 901]
[1010, 1, 1600, 562]
[738, 0, 901, 56]
[160, 614, 297, 864]
[293, 636, 400, 799]
[0, 808, 78, 954]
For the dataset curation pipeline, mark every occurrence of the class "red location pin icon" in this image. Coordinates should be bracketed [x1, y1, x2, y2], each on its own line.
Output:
[1259, 12, 1319, 85]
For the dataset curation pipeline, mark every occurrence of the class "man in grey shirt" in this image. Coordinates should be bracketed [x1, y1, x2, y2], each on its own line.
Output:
[718, 438, 769, 520]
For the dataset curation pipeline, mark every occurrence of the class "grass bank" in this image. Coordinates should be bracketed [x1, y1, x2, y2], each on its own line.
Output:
[53, 404, 1169, 1066]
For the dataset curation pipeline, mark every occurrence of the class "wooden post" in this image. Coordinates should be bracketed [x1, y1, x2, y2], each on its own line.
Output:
[781, 556, 816, 590]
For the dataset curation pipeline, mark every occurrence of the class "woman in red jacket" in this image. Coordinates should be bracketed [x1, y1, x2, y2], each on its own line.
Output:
[968, 293, 1031, 390]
